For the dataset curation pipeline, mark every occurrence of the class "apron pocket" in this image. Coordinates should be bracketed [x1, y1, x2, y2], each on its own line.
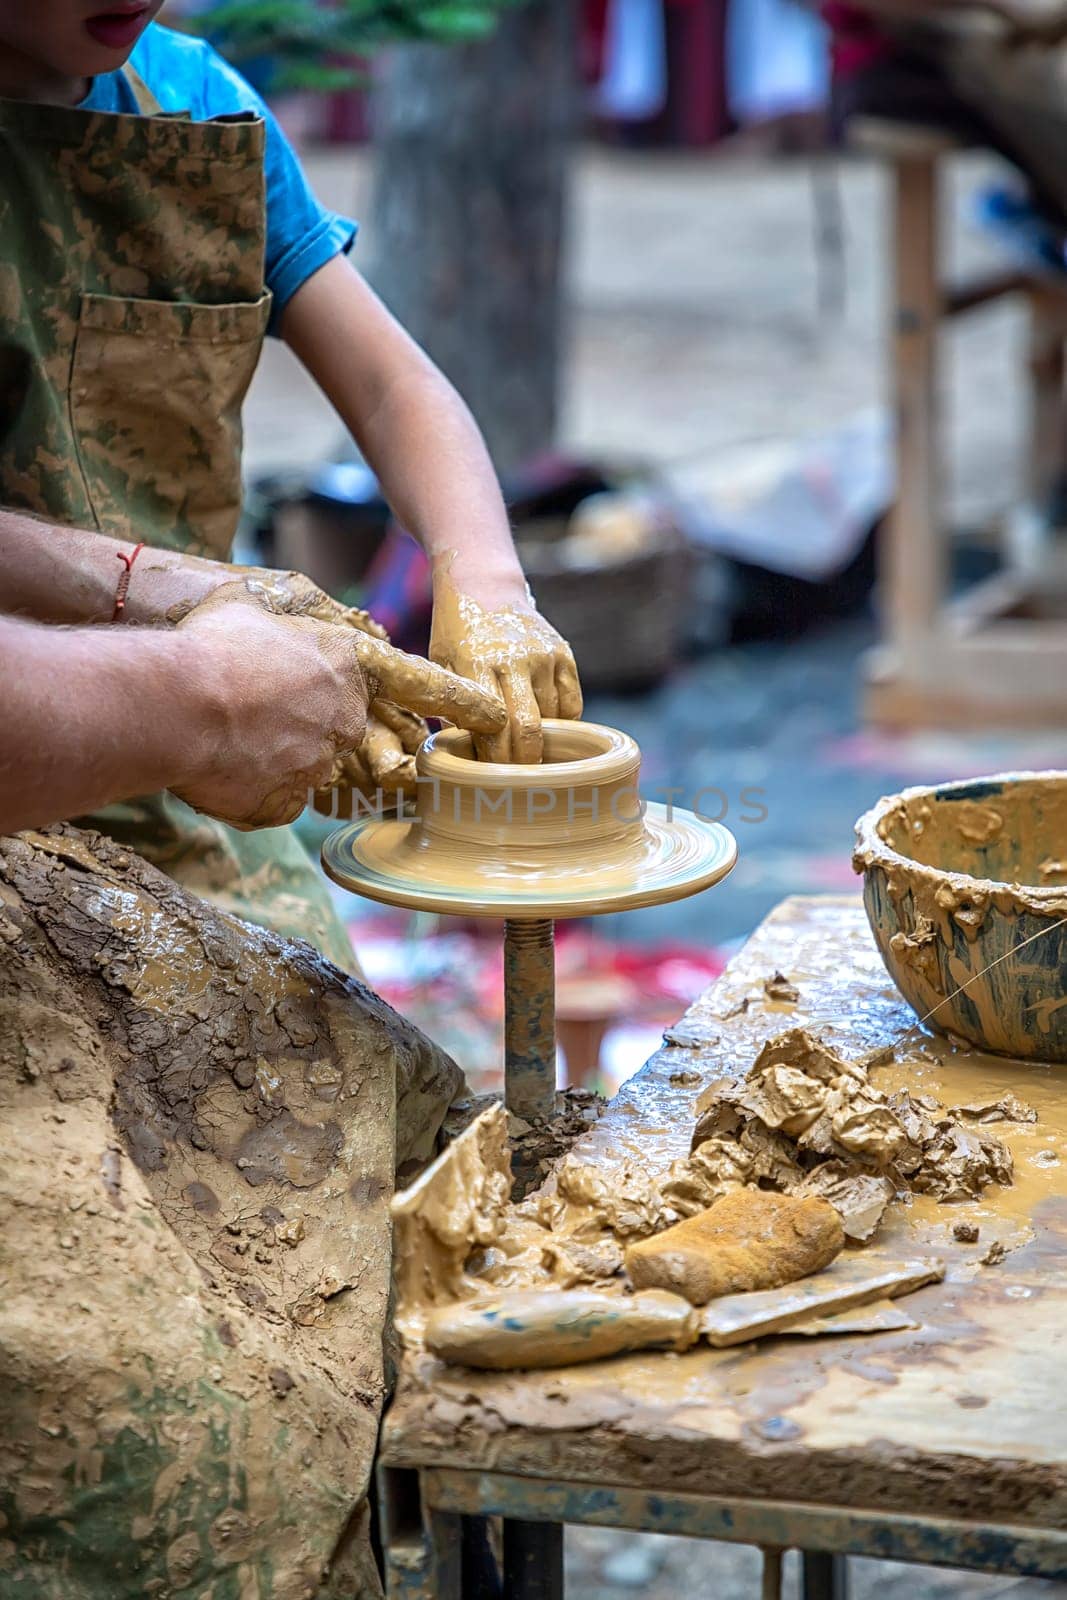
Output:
[70, 290, 272, 558]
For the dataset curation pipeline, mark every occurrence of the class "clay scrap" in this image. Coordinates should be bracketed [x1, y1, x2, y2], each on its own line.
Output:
[663, 1028, 1013, 1240]
[391, 1102, 512, 1322]
[764, 971, 800, 1003]
[949, 1093, 1037, 1125]
[625, 1189, 844, 1305]
[391, 1100, 946, 1372]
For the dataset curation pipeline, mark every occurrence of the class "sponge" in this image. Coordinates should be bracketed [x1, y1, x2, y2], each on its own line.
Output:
[624, 1189, 845, 1306]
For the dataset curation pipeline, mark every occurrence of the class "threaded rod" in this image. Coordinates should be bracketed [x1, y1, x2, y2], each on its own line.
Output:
[503, 918, 556, 1121]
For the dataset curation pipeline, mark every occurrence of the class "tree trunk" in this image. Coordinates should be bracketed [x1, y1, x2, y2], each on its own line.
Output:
[0, 824, 461, 1598]
[368, 0, 577, 475]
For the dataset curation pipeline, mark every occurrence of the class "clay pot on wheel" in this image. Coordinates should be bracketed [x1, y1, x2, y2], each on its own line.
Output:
[323, 719, 737, 920]
[853, 772, 1067, 1061]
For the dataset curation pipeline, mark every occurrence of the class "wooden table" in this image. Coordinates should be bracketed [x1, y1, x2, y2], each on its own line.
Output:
[850, 118, 1067, 731]
[379, 896, 1067, 1599]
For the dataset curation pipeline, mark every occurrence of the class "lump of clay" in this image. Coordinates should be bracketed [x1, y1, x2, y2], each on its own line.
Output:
[795, 1163, 896, 1243]
[662, 1125, 800, 1219]
[535, 1153, 673, 1241]
[950, 1093, 1037, 1125]
[624, 1189, 844, 1306]
[670, 1028, 1014, 1242]
[541, 1237, 625, 1288]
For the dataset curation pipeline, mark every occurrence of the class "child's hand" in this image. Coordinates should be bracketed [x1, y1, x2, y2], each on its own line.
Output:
[430, 572, 583, 763]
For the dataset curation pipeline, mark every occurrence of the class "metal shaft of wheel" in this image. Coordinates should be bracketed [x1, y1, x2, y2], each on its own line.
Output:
[503, 918, 556, 1121]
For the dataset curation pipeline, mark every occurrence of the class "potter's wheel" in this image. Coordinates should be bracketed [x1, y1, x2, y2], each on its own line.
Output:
[322, 720, 736, 918]
[324, 720, 736, 1120]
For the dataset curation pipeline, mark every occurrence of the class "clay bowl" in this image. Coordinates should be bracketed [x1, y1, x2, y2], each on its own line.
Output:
[323, 718, 737, 920]
[853, 772, 1067, 1061]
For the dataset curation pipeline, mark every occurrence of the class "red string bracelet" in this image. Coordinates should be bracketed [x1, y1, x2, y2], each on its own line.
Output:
[112, 541, 145, 622]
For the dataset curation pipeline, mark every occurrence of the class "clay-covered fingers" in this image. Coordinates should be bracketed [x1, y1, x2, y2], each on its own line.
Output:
[352, 633, 507, 735]
[312, 747, 375, 819]
[362, 715, 418, 792]
[173, 592, 370, 831]
[499, 667, 544, 763]
[531, 654, 560, 721]
[554, 645, 584, 721]
[371, 698, 428, 754]
[335, 600, 389, 640]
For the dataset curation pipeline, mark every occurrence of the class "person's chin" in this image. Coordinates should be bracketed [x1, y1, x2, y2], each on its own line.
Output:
[80, 5, 155, 65]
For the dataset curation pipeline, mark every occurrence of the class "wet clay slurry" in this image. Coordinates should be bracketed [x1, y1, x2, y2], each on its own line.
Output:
[854, 771, 1067, 1060]
[323, 720, 737, 919]
[382, 899, 1067, 1528]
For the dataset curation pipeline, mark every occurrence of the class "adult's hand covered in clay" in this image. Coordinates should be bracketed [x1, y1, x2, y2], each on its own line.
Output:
[429, 569, 583, 763]
[170, 592, 373, 830]
[190, 567, 507, 796]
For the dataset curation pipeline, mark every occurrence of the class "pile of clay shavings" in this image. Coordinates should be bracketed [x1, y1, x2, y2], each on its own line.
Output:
[664, 1027, 1026, 1242]
[536, 1028, 1030, 1250]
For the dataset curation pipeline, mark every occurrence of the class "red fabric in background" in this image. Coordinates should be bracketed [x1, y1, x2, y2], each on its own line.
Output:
[821, 2, 892, 79]
[582, 0, 611, 82]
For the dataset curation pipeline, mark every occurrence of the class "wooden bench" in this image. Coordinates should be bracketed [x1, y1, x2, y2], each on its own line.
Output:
[853, 118, 1067, 728]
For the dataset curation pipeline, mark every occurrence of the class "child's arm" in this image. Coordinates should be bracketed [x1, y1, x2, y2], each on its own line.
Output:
[281, 255, 583, 763]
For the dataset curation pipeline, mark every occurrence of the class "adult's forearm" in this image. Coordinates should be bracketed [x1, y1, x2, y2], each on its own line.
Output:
[0, 508, 225, 627]
[0, 616, 212, 833]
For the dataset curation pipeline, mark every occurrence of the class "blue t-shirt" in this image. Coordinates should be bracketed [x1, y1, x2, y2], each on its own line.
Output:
[81, 23, 357, 334]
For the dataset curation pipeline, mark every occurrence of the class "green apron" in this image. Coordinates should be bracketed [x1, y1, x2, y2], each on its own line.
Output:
[0, 66, 356, 972]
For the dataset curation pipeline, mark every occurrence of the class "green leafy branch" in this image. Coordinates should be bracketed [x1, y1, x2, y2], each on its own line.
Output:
[179, 0, 517, 89]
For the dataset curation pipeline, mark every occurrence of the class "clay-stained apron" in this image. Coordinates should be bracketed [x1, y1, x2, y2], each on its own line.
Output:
[0, 825, 462, 1598]
[0, 66, 355, 971]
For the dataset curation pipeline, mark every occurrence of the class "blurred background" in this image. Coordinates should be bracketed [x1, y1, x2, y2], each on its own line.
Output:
[167, 0, 1065, 1106]
[167, 6, 1065, 1591]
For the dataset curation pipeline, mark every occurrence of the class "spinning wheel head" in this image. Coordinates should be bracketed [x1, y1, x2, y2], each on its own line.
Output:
[322, 720, 737, 919]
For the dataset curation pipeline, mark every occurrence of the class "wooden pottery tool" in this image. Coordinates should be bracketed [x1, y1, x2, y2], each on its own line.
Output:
[323, 719, 737, 1119]
[854, 771, 1067, 1060]
[421, 1258, 946, 1370]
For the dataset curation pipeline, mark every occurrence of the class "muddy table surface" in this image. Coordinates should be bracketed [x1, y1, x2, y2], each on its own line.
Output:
[381, 895, 1067, 1528]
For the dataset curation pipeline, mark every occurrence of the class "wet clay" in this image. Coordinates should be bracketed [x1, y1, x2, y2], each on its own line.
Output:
[381, 898, 1067, 1529]
[442, 1086, 606, 1201]
[624, 1189, 845, 1305]
[398, 1121, 939, 1370]
[0, 824, 462, 1599]
[323, 719, 737, 920]
[671, 1026, 1014, 1244]
[392, 1102, 513, 1331]
[429, 567, 584, 763]
[854, 772, 1067, 1059]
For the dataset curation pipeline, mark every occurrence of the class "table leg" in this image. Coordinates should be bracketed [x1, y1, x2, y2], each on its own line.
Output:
[425, 1507, 464, 1600]
[761, 1547, 784, 1599]
[462, 1514, 503, 1599]
[801, 1551, 849, 1600]
[502, 1517, 564, 1600]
